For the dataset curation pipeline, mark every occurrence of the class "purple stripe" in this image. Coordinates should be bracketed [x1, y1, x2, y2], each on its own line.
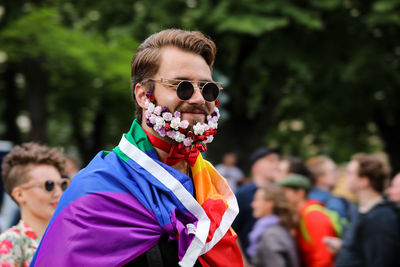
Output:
[35, 192, 164, 266]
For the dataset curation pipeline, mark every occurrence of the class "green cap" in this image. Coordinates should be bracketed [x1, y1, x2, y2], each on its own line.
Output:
[278, 174, 311, 190]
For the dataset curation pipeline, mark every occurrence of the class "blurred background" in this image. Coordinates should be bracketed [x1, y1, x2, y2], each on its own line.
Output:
[1, 0, 400, 174]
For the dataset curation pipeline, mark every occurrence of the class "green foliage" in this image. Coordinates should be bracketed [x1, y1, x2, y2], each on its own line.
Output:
[1, 0, 400, 172]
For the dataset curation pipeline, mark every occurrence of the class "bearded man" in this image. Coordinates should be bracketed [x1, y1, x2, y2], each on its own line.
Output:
[31, 29, 242, 267]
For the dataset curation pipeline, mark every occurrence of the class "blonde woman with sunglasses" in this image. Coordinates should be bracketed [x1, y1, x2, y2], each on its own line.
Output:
[0, 142, 68, 266]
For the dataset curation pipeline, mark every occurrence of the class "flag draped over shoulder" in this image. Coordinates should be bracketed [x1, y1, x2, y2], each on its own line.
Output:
[30, 120, 242, 267]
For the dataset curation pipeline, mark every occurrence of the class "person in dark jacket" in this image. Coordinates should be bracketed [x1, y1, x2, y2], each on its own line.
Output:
[333, 153, 400, 267]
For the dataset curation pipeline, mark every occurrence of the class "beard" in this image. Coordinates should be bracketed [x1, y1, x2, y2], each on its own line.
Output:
[144, 93, 219, 148]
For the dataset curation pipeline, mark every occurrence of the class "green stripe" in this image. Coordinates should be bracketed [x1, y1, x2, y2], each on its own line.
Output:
[112, 119, 155, 162]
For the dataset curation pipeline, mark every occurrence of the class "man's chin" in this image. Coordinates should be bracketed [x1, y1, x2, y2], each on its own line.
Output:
[181, 114, 206, 125]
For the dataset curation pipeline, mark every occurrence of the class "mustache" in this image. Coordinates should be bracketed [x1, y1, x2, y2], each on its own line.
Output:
[176, 104, 210, 114]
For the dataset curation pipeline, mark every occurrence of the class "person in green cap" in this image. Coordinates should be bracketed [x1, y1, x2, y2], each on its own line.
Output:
[279, 174, 338, 267]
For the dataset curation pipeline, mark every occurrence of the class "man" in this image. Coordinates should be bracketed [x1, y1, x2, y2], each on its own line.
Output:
[31, 29, 242, 267]
[215, 152, 244, 193]
[233, 146, 279, 260]
[387, 172, 400, 204]
[306, 156, 349, 219]
[279, 174, 338, 267]
[335, 154, 400, 267]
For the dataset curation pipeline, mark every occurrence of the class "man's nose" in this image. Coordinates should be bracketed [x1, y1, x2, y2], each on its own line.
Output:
[187, 86, 206, 104]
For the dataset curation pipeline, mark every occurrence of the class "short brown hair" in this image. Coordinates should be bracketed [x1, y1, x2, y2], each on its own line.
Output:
[259, 184, 295, 230]
[131, 29, 217, 122]
[351, 153, 390, 193]
[306, 156, 333, 181]
[1, 142, 66, 197]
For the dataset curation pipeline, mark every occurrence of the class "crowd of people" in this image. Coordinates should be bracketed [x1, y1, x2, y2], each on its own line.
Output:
[229, 148, 400, 267]
[0, 28, 400, 267]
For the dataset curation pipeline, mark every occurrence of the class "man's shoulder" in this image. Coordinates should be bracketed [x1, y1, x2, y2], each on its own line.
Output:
[365, 200, 399, 222]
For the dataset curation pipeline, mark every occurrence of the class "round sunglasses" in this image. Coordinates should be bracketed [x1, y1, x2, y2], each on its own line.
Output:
[150, 78, 223, 102]
[20, 179, 69, 192]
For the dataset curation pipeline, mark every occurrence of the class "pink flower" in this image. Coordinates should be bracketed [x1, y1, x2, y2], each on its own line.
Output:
[149, 114, 157, 124]
[166, 131, 175, 138]
[162, 112, 173, 121]
[0, 239, 13, 254]
[154, 106, 162, 116]
[174, 111, 181, 117]
[184, 138, 193, 147]
[0, 259, 13, 267]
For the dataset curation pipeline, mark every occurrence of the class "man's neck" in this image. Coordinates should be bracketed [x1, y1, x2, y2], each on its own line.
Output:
[141, 121, 190, 176]
[356, 189, 382, 213]
[315, 182, 332, 192]
[296, 199, 308, 213]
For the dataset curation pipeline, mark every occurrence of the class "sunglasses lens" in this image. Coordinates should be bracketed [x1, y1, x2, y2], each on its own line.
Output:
[61, 181, 69, 191]
[202, 83, 219, 102]
[177, 81, 194, 100]
[44, 180, 55, 192]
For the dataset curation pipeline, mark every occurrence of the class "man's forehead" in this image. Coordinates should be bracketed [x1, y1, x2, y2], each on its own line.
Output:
[157, 46, 212, 77]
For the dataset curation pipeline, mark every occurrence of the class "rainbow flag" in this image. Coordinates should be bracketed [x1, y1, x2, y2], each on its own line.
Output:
[31, 120, 242, 267]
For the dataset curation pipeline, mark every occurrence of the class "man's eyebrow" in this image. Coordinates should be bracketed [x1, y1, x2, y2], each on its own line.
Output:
[173, 77, 213, 82]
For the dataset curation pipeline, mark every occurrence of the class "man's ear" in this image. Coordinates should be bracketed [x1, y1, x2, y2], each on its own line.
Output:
[135, 83, 148, 109]
[359, 176, 371, 188]
[11, 187, 25, 206]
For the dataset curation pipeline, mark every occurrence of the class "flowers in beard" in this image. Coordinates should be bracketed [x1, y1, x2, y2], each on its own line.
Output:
[144, 91, 220, 150]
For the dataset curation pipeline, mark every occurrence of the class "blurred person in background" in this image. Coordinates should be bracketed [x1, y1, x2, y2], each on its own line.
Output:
[275, 156, 312, 182]
[216, 152, 244, 193]
[387, 172, 400, 205]
[233, 146, 280, 260]
[306, 156, 351, 220]
[279, 174, 338, 267]
[334, 154, 400, 267]
[0, 142, 68, 266]
[248, 184, 299, 267]
[63, 155, 81, 179]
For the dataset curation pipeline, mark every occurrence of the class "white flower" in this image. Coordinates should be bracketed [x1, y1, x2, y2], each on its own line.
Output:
[174, 132, 185, 143]
[170, 117, 181, 129]
[155, 116, 165, 128]
[162, 112, 173, 122]
[184, 138, 193, 147]
[193, 122, 205, 135]
[204, 135, 214, 144]
[154, 106, 162, 116]
[207, 115, 212, 121]
[147, 102, 155, 113]
[145, 100, 150, 108]
[145, 110, 152, 119]
[203, 124, 210, 131]
[208, 121, 218, 129]
[179, 120, 189, 129]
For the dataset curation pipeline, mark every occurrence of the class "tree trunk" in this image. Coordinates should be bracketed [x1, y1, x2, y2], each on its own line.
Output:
[374, 108, 400, 176]
[22, 58, 49, 142]
[2, 63, 21, 143]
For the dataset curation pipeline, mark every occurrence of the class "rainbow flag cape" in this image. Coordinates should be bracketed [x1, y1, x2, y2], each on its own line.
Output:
[30, 120, 242, 267]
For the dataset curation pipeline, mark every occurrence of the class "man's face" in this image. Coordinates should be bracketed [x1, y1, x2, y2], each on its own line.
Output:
[252, 153, 280, 184]
[283, 187, 303, 210]
[345, 160, 362, 193]
[150, 46, 215, 127]
[320, 160, 339, 190]
[388, 174, 400, 203]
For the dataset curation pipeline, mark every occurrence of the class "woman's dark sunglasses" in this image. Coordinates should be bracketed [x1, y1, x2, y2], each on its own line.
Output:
[21, 179, 70, 192]
[150, 78, 223, 102]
